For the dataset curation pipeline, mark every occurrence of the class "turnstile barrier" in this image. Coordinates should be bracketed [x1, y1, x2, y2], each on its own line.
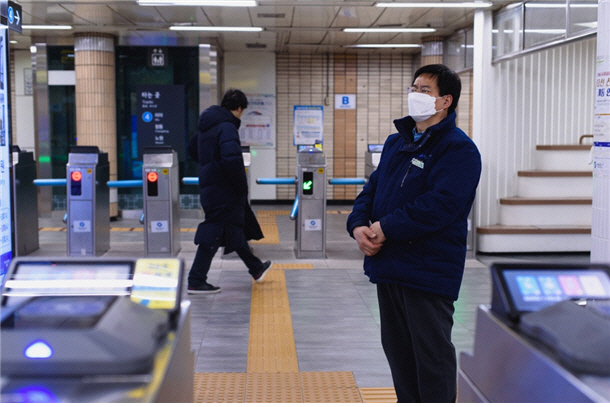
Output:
[10, 146, 39, 255]
[142, 146, 180, 257]
[364, 144, 383, 181]
[66, 146, 110, 257]
[296, 146, 326, 258]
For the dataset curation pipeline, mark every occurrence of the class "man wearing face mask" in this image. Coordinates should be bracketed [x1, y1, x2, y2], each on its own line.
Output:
[346, 64, 481, 402]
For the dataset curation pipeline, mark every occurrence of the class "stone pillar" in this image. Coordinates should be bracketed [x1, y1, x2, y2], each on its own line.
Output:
[32, 43, 52, 217]
[73, 33, 118, 217]
[421, 36, 444, 66]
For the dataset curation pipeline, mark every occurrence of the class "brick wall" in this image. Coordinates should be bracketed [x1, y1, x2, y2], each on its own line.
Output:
[276, 52, 415, 200]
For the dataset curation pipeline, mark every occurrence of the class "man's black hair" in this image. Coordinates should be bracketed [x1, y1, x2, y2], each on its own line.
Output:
[412, 64, 461, 114]
[221, 88, 248, 111]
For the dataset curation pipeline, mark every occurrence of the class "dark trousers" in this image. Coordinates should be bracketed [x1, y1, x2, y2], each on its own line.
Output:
[188, 241, 263, 287]
[377, 283, 456, 403]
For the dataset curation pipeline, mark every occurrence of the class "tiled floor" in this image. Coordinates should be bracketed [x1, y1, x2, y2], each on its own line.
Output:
[29, 204, 591, 398]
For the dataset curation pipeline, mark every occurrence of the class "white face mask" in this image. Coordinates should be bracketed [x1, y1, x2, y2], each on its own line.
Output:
[408, 92, 444, 123]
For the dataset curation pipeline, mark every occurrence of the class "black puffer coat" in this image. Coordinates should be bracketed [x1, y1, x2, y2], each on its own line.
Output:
[188, 105, 263, 252]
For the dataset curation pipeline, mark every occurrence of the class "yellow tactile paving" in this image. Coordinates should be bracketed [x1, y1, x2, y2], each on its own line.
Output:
[359, 387, 398, 403]
[251, 210, 282, 244]
[193, 372, 246, 403]
[248, 264, 299, 373]
[194, 371, 375, 403]
[257, 210, 291, 216]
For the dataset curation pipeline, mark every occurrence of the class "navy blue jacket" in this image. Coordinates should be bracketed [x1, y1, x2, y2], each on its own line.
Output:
[188, 105, 263, 251]
[346, 111, 481, 300]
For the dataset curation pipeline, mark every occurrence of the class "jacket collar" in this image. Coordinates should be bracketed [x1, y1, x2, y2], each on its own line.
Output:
[394, 111, 457, 152]
[198, 105, 242, 132]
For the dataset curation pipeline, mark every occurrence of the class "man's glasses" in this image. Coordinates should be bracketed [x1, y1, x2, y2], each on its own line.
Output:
[406, 86, 433, 95]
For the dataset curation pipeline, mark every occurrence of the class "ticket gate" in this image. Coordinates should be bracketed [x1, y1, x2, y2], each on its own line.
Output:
[1, 257, 193, 402]
[458, 263, 610, 402]
[296, 146, 326, 258]
[142, 146, 180, 257]
[66, 146, 110, 257]
[364, 144, 383, 181]
[10, 146, 39, 255]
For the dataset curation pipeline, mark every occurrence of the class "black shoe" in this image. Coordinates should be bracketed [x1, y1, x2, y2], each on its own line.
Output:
[252, 260, 272, 283]
[187, 282, 221, 294]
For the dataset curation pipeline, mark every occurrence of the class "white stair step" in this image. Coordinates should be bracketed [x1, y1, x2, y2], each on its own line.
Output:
[516, 170, 592, 197]
[499, 197, 592, 226]
[477, 225, 591, 253]
[535, 145, 592, 171]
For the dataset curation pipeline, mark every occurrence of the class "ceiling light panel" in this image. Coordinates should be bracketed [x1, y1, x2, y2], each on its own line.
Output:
[343, 28, 436, 33]
[376, 2, 492, 8]
[138, 0, 257, 6]
[169, 26, 263, 31]
[22, 25, 73, 30]
[344, 43, 422, 48]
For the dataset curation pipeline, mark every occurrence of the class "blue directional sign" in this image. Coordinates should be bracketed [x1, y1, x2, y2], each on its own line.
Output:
[7, 1, 22, 33]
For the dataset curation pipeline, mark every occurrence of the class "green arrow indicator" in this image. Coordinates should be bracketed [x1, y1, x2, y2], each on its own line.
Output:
[303, 180, 313, 190]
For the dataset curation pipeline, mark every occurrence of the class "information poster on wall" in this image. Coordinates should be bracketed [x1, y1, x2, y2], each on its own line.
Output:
[136, 85, 186, 160]
[594, 60, 610, 144]
[239, 94, 275, 147]
[0, 27, 12, 281]
[293, 105, 323, 146]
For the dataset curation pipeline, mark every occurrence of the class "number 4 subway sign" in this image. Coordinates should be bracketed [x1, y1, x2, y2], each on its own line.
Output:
[136, 85, 186, 161]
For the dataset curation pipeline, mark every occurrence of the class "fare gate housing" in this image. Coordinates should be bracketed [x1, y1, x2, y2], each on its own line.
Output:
[66, 146, 110, 257]
[10, 146, 39, 256]
[296, 146, 326, 258]
[142, 147, 180, 257]
[364, 144, 383, 181]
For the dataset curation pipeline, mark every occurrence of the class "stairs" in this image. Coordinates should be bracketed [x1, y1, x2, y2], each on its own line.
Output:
[477, 144, 592, 253]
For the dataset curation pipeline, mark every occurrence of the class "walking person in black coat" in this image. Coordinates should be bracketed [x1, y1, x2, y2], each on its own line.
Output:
[187, 89, 272, 294]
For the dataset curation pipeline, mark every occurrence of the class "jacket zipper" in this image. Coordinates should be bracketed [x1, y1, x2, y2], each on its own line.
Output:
[401, 162, 413, 188]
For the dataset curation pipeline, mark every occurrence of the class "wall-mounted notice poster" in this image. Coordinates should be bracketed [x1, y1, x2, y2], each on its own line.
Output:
[293, 105, 323, 146]
[239, 94, 275, 147]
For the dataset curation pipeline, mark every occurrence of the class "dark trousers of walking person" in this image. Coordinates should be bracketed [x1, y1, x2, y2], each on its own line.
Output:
[188, 237, 264, 287]
[377, 283, 457, 403]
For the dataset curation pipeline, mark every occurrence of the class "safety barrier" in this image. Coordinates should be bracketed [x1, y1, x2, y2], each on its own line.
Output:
[34, 177, 365, 189]
[255, 178, 298, 219]
[182, 177, 198, 185]
[328, 178, 366, 185]
[34, 179, 143, 188]
[256, 178, 297, 185]
[33, 178, 67, 187]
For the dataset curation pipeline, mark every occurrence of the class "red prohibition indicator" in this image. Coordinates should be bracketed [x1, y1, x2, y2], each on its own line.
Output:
[147, 172, 158, 183]
[71, 171, 82, 182]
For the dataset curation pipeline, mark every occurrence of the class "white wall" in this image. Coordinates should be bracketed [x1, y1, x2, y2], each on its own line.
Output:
[13, 50, 35, 153]
[474, 37, 597, 229]
[224, 51, 276, 200]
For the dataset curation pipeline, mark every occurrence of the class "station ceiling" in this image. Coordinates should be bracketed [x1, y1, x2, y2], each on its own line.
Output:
[8, 0, 518, 53]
